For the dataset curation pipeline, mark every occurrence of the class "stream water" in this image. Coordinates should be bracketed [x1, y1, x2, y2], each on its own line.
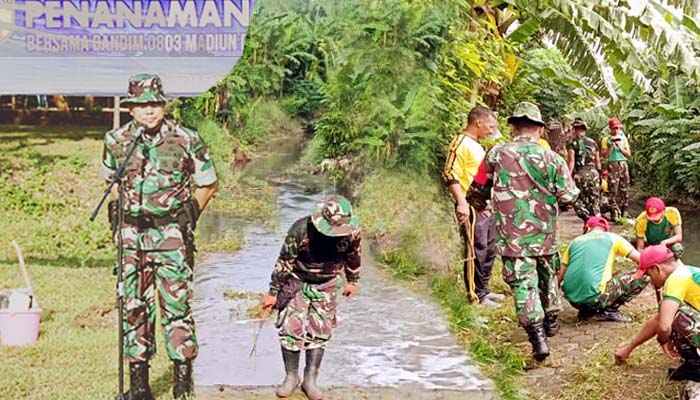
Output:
[190, 139, 494, 399]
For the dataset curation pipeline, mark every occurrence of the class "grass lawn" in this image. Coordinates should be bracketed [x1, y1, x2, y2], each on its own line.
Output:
[0, 125, 188, 399]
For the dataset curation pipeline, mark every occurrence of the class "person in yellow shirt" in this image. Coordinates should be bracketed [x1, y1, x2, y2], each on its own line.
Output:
[614, 246, 700, 381]
[444, 106, 503, 307]
[634, 197, 683, 258]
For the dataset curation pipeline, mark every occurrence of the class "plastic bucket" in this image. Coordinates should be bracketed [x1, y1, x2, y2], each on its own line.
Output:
[0, 308, 42, 346]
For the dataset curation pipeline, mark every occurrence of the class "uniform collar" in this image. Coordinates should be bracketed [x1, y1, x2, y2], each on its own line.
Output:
[514, 134, 539, 143]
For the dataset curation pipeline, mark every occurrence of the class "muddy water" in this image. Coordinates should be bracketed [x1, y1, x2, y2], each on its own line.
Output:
[191, 146, 493, 397]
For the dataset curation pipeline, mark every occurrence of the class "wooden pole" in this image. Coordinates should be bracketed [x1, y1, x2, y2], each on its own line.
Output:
[10, 95, 16, 110]
[113, 96, 120, 130]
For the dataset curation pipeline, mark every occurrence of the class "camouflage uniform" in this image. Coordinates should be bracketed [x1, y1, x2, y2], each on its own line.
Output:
[270, 198, 361, 351]
[570, 271, 649, 316]
[566, 134, 600, 221]
[100, 75, 218, 363]
[672, 304, 700, 349]
[468, 103, 579, 329]
[271, 196, 361, 400]
[608, 161, 630, 217]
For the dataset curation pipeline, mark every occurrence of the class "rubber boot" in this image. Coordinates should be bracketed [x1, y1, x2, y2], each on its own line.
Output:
[173, 360, 193, 399]
[668, 343, 700, 382]
[301, 348, 325, 400]
[544, 314, 559, 337]
[276, 348, 301, 398]
[116, 362, 153, 400]
[525, 323, 550, 362]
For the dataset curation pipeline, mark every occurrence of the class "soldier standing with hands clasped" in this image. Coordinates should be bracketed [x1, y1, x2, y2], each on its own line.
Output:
[101, 74, 218, 400]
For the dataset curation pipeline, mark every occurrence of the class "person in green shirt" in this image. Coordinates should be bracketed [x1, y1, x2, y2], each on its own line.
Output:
[635, 197, 683, 257]
[600, 118, 631, 220]
[559, 216, 649, 322]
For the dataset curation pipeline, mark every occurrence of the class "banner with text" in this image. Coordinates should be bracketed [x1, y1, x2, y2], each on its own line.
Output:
[0, 0, 255, 95]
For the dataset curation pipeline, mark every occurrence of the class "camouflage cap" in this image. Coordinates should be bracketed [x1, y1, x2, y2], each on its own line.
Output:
[120, 74, 168, 105]
[311, 195, 361, 237]
[507, 102, 546, 127]
[572, 118, 588, 129]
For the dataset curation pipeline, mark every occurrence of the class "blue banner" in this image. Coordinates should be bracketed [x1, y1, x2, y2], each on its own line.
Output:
[0, 0, 255, 95]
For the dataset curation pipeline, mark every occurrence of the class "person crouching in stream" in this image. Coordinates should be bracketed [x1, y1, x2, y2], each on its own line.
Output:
[261, 195, 361, 400]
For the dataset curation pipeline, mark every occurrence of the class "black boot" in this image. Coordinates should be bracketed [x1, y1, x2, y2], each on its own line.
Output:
[525, 323, 550, 362]
[116, 362, 153, 400]
[276, 348, 300, 398]
[593, 306, 632, 323]
[668, 343, 700, 382]
[301, 348, 325, 400]
[544, 314, 559, 337]
[173, 360, 193, 399]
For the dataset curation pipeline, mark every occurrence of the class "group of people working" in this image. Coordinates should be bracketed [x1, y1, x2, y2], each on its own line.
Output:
[444, 102, 699, 382]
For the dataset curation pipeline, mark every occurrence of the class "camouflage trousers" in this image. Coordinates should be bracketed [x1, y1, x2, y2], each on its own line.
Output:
[569, 271, 649, 314]
[277, 277, 340, 351]
[671, 304, 700, 349]
[573, 168, 601, 221]
[121, 247, 197, 362]
[502, 255, 562, 328]
[608, 161, 629, 216]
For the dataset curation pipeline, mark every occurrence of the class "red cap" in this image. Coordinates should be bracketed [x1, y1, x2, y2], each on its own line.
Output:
[637, 245, 674, 275]
[645, 197, 666, 219]
[585, 216, 609, 232]
[609, 117, 621, 128]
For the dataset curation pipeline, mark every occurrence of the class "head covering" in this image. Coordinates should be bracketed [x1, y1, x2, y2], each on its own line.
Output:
[645, 197, 666, 219]
[608, 117, 622, 128]
[637, 245, 674, 275]
[507, 102, 546, 127]
[572, 118, 588, 130]
[120, 74, 169, 105]
[585, 216, 609, 232]
[311, 195, 361, 237]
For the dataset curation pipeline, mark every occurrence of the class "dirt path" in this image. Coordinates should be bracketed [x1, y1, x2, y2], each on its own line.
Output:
[521, 211, 687, 400]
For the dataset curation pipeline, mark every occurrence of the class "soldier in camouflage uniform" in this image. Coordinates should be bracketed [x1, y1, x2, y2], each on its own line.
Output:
[100, 74, 218, 400]
[566, 119, 601, 222]
[615, 246, 700, 381]
[467, 102, 579, 361]
[262, 195, 361, 400]
[559, 216, 649, 322]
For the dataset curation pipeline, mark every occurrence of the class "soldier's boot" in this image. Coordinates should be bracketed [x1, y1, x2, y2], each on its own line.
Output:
[301, 348, 325, 400]
[173, 360, 193, 399]
[276, 348, 301, 398]
[668, 343, 700, 382]
[116, 361, 153, 400]
[525, 323, 550, 362]
[544, 314, 559, 337]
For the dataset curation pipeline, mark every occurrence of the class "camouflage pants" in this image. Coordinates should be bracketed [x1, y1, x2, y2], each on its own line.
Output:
[608, 161, 629, 216]
[570, 271, 649, 314]
[121, 247, 197, 362]
[502, 255, 562, 328]
[277, 277, 340, 351]
[573, 168, 601, 221]
[671, 304, 700, 349]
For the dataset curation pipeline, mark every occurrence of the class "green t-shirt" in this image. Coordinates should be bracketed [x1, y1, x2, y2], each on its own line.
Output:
[561, 231, 634, 304]
[635, 207, 682, 245]
[601, 134, 630, 162]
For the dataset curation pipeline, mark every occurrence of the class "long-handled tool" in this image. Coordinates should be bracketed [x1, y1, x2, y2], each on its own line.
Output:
[11, 240, 38, 309]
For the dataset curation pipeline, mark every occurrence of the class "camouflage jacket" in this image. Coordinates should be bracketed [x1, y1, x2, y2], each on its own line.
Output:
[566, 135, 598, 172]
[269, 217, 361, 295]
[100, 119, 217, 251]
[469, 135, 580, 257]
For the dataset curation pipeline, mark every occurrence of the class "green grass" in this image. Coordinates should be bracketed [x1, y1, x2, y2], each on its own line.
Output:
[0, 124, 249, 399]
